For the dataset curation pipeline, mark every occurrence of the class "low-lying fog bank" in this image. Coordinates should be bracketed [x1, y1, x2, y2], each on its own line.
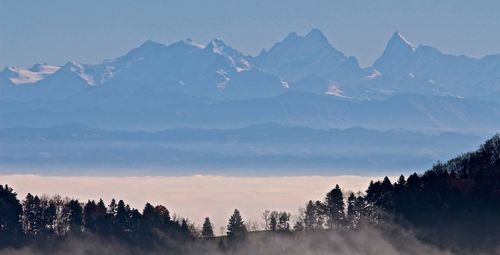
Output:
[0, 174, 385, 231]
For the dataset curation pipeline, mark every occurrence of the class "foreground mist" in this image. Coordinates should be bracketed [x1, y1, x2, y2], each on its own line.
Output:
[1, 135, 500, 254]
[0, 225, 455, 255]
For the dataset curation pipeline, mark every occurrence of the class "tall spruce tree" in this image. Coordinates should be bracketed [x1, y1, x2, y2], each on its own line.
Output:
[304, 200, 316, 230]
[201, 217, 214, 239]
[65, 199, 83, 234]
[227, 209, 247, 247]
[325, 184, 345, 229]
[0, 185, 23, 246]
[22, 193, 44, 236]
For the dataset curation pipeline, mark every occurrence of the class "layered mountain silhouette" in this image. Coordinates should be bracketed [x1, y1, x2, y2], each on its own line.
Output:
[1, 29, 500, 133]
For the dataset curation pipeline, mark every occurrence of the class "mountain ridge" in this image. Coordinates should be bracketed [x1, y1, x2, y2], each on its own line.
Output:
[2, 29, 500, 102]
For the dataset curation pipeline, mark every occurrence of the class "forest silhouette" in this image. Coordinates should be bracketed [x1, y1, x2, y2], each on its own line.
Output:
[1, 135, 500, 254]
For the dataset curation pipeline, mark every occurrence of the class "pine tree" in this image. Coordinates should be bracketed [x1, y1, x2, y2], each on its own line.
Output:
[180, 219, 192, 240]
[42, 199, 57, 236]
[379, 176, 394, 209]
[95, 199, 108, 234]
[314, 200, 325, 229]
[324, 184, 345, 229]
[114, 200, 128, 236]
[347, 193, 357, 228]
[83, 200, 97, 232]
[304, 200, 316, 231]
[23, 194, 44, 236]
[201, 217, 214, 239]
[227, 209, 247, 247]
[0, 185, 23, 246]
[65, 199, 83, 234]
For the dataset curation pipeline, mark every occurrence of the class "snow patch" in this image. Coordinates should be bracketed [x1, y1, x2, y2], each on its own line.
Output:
[183, 38, 204, 49]
[280, 80, 290, 89]
[365, 70, 382, 80]
[6, 64, 60, 85]
[394, 32, 416, 51]
[65, 62, 96, 86]
[216, 69, 230, 90]
[325, 84, 344, 97]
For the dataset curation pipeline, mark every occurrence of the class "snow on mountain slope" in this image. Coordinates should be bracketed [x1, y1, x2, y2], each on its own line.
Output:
[254, 29, 367, 83]
[1, 64, 60, 85]
[372, 32, 500, 100]
[2, 29, 500, 105]
[76, 38, 284, 100]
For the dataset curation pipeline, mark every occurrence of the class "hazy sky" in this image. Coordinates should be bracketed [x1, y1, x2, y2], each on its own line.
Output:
[1, 0, 499, 68]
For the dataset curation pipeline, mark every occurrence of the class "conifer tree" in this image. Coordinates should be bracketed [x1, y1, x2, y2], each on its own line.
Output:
[304, 200, 316, 230]
[114, 200, 128, 235]
[201, 217, 214, 239]
[0, 185, 23, 246]
[227, 209, 247, 247]
[65, 199, 83, 234]
[325, 184, 345, 229]
[347, 193, 357, 228]
[42, 199, 57, 236]
[22, 193, 44, 236]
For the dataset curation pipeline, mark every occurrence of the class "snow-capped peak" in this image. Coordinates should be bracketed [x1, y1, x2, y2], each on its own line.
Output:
[206, 38, 228, 55]
[388, 31, 416, 52]
[373, 31, 417, 71]
[204, 38, 251, 72]
[58, 61, 96, 85]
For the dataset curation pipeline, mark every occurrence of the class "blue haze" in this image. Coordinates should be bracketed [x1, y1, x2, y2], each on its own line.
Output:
[1, 0, 500, 68]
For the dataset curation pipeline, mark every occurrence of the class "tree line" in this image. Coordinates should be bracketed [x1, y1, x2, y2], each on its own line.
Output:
[1, 135, 500, 252]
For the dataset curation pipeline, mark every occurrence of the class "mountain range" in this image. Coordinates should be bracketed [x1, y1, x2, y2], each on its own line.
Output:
[2, 29, 500, 133]
[2, 29, 500, 103]
[1, 29, 500, 174]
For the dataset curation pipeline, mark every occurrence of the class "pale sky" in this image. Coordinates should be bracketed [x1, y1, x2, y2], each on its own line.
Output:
[1, 0, 500, 68]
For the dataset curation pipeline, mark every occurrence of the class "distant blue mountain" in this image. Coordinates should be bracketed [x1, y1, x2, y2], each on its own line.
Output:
[1, 92, 500, 134]
[0, 124, 484, 175]
[2, 29, 500, 103]
[1, 30, 500, 175]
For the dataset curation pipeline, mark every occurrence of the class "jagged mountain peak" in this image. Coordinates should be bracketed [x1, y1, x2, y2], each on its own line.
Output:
[254, 29, 363, 82]
[373, 31, 416, 72]
[305, 28, 329, 43]
[205, 38, 230, 55]
[387, 31, 416, 52]
[54, 61, 95, 86]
